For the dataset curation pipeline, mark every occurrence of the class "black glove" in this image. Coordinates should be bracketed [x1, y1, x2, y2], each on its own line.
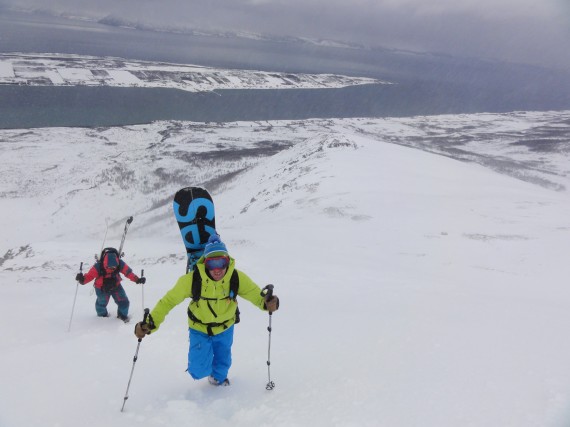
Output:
[134, 322, 151, 339]
[136, 277, 146, 284]
[265, 295, 279, 313]
[75, 273, 84, 284]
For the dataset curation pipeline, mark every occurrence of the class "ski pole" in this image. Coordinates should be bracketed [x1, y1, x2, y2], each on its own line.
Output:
[119, 216, 134, 256]
[67, 262, 83, 332]
[261, 284, 275, 390]
[121, 308, 149, 412]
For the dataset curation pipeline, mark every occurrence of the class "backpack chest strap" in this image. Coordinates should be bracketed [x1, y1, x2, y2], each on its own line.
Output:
[187, 308, 231, 336]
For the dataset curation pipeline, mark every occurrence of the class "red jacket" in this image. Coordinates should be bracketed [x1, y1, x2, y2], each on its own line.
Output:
[83, 259, 139, 289]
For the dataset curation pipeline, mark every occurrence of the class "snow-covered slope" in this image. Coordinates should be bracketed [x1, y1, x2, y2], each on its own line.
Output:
[1, 110, 569, 250]
[2, 111, 570, 426]
[0, 53, 384, 91]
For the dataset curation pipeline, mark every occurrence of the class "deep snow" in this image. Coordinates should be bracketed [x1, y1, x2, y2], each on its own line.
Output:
[2, 111, 570, 426]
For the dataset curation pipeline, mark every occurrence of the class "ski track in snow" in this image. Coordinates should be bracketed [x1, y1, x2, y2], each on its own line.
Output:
[1, 110, 570, 426]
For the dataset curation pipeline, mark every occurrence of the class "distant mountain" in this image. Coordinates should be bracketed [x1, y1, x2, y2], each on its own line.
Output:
[0, 52, 384, 91]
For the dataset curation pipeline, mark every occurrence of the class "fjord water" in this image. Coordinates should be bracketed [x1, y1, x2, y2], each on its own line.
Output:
[1, 10, 570, 128]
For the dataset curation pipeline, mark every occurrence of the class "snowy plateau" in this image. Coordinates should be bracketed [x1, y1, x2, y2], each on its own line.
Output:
[1, 55, 570, 427]
[0, 53, 383, 91]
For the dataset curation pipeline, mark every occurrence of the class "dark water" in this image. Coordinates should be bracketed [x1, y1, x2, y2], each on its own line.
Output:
[1, 11, 570, 128]
[3, 82, 569, 129]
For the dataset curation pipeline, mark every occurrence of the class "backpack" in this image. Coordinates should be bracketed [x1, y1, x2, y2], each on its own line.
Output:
[191, 267, 239, 302]
[187, 268, 240, 336]
[98, 247, 121, 291]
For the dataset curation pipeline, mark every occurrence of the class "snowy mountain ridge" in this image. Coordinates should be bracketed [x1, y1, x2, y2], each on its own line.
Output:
[220, 133, 361, 220]
[1, 109, 569, 252]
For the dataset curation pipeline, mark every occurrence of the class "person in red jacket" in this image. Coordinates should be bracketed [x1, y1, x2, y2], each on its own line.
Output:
[75, 248, 145, 322]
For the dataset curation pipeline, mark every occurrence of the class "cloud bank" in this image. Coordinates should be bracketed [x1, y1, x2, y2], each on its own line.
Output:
[3, 0, 570, 70]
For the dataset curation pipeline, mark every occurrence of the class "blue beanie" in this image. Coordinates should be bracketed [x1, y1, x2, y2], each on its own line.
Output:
[203, 234, 229, 258]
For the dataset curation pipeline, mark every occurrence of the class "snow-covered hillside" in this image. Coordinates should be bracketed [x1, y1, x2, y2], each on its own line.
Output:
[0, 53, 384, 91]
[2, 111, 570, 426]
[1, 110, 569, 250]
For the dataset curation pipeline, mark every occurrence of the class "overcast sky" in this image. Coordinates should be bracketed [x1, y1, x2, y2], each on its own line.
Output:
[4, 0, 570, 71]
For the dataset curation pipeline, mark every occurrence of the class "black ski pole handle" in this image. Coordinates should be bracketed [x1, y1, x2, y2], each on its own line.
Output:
[79, 262, 83, 272]
[136, 309, 150, 343]
[141, 269, 144, 278]
[127, 216, 134, 224]
[261, 284, 274, 299]
[141, 308, 155, 329]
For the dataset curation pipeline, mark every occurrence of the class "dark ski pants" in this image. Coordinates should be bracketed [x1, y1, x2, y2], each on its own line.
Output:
[188, 325, 234, 384]
[94, 285, 129, 318]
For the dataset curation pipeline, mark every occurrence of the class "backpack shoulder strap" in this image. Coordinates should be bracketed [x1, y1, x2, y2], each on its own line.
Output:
[229, 269, 239, 301]
[191, 268, 202, 301]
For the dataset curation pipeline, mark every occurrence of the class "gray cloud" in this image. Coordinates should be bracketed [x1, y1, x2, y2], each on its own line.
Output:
[4, 0, 570, 70]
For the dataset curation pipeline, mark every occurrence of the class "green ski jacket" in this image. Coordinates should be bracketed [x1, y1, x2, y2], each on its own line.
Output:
[149, 257, 267, 336]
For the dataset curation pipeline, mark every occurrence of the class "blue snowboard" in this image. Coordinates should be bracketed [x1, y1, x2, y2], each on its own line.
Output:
[173, 187, 216, 272]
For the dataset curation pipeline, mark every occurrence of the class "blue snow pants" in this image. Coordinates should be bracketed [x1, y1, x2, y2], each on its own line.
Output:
[188, 325, 234, 384]
[94, 285, 129, 318]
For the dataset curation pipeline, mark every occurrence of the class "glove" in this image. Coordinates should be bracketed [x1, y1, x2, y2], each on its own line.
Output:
[75, 273, 84, 284]
[136, 277, 146, 284]
[134, 322, 151, 339]
[265, 295, 279, 313]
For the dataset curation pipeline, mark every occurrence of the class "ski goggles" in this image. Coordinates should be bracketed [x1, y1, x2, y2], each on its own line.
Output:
[205, 256, 229, 270]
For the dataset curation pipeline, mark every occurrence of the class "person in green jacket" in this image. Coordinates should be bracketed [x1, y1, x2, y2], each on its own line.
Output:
[134, 233, 279, 386]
